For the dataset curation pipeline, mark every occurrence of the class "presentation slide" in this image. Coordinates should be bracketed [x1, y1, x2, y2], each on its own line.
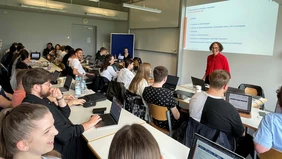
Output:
[184, 0, 279, 56]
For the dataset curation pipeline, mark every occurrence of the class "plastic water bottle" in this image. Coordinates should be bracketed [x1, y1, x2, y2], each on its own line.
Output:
[75, 75, 81, 97]
[81, 74, 86, 94]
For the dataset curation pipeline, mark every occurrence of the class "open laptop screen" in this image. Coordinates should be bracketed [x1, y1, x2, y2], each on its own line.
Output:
[226, 92, 252, 113]
[111, 98, 122, 122]
[51, 71, 61, 83]
[30, 52, 41, 60]
[163, 75, 179, 91]
[188, 134, 244, 159]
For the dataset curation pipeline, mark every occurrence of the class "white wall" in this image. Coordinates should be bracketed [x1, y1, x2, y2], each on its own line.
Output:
[0, 8, 120, 53]
[135, 50, 177, 76]
[178, 0, 282, 111]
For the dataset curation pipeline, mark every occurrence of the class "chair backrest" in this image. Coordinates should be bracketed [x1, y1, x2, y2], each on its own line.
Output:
[238, 83, 265, 97]
[149, 104, 168, 121]
[0, 63, 8, 72]
[259, 149, 282, 159]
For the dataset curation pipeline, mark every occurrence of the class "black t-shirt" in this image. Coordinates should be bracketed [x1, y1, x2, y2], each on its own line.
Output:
[200, 97, 245, 139]
[143, 86, 181, 129]
[16, 62, 31, 69]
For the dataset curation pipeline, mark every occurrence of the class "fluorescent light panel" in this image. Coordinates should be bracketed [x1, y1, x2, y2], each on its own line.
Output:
[21, 4, 65, 12]
[89, 0, 99, 2]
[122, 3, 161, 13]
[85, 12, 115, 18]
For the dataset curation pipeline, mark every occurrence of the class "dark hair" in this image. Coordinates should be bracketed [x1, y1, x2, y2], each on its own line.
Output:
[16, 69, 28, 86]
[209, 41, 223, 52]
[9, 45, 17, 53]
[124, 47, 128, 51]
[108, 124, 161, 159]
[64, 45, 73, 52]
[99, 47, 107, 52]
[68, 48, 75, 57]
[47, 42, 53, 46]
[18, 49, 29, 61]
[11, 42, 18, 48]
[75, 48, 83, 53]
[125, 58, 133, 68]
[100, 54, 113, 72]
[22, 68, 52, 94]
[54, 44, 60, 50]
[0, 103, 50, 159]
[209, 70, 230, 89]
[153, 66, 168, 83]
[16, 43, 24, 52]
[277, 86, 282, 107]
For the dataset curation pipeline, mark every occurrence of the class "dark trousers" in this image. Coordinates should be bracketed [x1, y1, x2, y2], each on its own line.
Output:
[235, 133, 254, 158]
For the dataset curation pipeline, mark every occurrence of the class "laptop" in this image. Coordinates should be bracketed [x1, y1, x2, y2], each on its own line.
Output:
[225, 92, 252, 114]
[188, 133, 244, 159]
[51, 70, 61, 84]
[58, 75, 72, 92]
[30, 52, 41, 60]
[78, 93, 107, 102]
[95, 98, 122, 128]
[163, 75, 179, 91]
[191, 76, 208, 91]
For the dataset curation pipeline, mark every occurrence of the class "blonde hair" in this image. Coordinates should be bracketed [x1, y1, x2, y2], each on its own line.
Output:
[128, 63, 151, 94]
[0, 103, 50, 159]
[109, 124, 161, 159]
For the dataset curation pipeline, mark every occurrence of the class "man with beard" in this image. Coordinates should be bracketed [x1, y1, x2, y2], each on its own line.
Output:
[22, 68, 101, 159]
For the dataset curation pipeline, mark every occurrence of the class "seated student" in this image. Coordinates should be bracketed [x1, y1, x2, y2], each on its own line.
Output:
[21, 68, 101, 159]
[12, 69, 28, 107]
[43, 42, 54, 57]
[189, 70, 252, 157]
[253, 86, 282, 153]
[0, 85, 12, 110]
[128, 63, 151, 96]
[0, 103, 60, 159]
[117, 58, 135, 89]
[69, 48, 94, 77]
[109, 124, 162, 159]
[16, 49, 32, 69]
[95, 47, 107, 64]
[123, 47, 132, 59]
[143, 66, 184, 130]
[100, 54, 117, 82]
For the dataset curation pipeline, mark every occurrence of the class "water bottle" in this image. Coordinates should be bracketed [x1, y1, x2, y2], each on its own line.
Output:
[81, 74, 86, 94]
[75, 75, 81, 97]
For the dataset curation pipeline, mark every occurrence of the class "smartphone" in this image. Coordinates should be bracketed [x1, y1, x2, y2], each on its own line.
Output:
[92, 107, 106, 114]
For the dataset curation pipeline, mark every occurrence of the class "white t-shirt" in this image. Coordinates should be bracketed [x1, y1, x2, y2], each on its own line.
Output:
[69, 58, 86, 75]
[100, 66, 117, 81]
[117, 68, 135, 89]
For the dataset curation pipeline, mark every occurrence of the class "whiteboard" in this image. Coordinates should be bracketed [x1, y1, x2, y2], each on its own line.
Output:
[131, 28, 178, 54]
[129, 0, 180, 29]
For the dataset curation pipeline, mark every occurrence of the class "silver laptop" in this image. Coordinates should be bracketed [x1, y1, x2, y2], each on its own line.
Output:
[95, 98, 122, 128]
[188, 133, 244, 159]
[225, 92, 252, 114]
[58, 75, 72, 92]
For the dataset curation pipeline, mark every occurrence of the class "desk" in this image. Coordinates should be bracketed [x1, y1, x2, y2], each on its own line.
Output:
[88, 123, 190, 159]
[240, 108, 270, 130]
[31, 57, 62, 72]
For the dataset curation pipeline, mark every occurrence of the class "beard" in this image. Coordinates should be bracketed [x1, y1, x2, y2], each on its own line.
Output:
[40, 90, 51, 98]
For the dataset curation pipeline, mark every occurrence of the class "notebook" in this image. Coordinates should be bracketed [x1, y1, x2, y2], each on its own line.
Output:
[188, 133, 244, 159]
[95, 98, 122, 128]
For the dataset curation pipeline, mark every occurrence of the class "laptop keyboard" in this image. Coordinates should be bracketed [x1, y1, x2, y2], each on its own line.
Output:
[101, 115, 115, 125]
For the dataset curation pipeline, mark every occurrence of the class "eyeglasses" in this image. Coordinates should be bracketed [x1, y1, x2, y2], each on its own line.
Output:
[212, 47, 219, 50]
[41, 82, 52, 87]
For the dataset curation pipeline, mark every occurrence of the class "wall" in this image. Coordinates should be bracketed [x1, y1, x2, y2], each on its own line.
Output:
[0, 8, 119, 55]
[178, 0, 282, 111]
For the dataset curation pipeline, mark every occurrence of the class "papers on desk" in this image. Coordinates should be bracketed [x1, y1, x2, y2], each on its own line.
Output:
[161, 150, 176, 159]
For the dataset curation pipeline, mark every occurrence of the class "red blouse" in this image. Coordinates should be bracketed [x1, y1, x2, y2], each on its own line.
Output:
[205, 53, 230, 76]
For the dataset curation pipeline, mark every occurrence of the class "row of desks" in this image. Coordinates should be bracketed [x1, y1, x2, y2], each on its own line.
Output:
[65, 82, 267, 158]
[67, 89, 189, 159]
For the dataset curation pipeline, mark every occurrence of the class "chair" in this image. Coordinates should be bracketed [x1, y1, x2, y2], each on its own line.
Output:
[238, 83, 265, 109]
[0, 62, 8, 73]
[124, 91, 147, 121]
[106, 81, 126, 104]
[258, 149, 282, 159]
[149, 104, 173, 136]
